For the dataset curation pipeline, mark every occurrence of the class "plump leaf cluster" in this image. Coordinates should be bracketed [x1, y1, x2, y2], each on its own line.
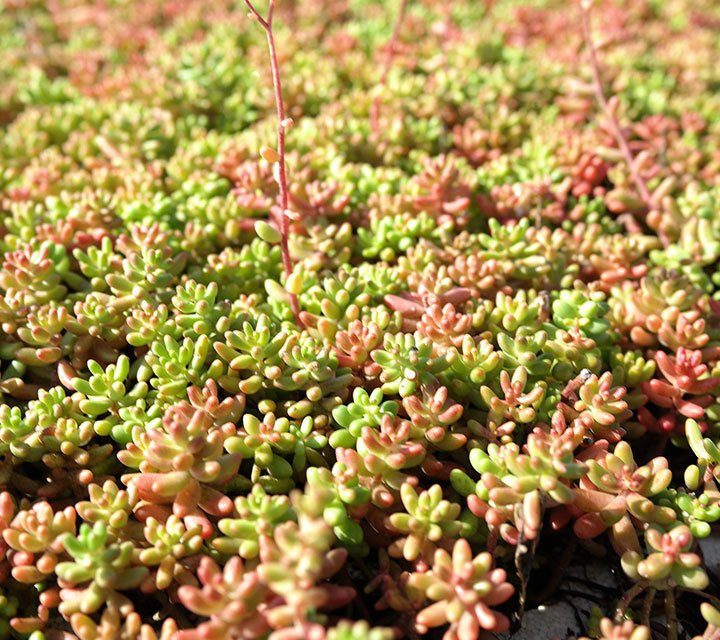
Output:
[0, 0, 718, 639]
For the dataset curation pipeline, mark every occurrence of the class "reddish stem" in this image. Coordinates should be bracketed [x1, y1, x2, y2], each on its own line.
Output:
[243, 0, 301, 323]
[370, 0, 409, 134]
[579, 0, 652, 211]
[437, 3, 456, 73]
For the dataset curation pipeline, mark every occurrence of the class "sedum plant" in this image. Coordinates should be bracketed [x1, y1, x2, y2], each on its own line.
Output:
[0, 0, 718, 638]
[408, 539, 515, 637]
[55, 522, 149, 615]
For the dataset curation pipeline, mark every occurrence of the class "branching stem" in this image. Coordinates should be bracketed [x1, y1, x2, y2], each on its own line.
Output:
[579, 0, 652, 211]
[243, 0, 301, 323]
[614, 581, 646, 622]
[694, 591, 720, 611]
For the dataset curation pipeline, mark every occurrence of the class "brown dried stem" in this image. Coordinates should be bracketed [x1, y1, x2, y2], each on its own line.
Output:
[243, 0, 301, 323]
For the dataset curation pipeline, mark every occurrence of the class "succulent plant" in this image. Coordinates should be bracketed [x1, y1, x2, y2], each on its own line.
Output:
[330, 387, 399, 448]
[551, 288, 614, 348]
[176, 556, 269, 640]
[438, 336, 501, 404]
[371, 332, 448, 398]
[306, 464, 370, 549]
[3, 501, 76, 584]
[573, 441, 676, 553]
[106, 245, 186, 300]
[695, 603, 720, 640]
[225, 410, 327, 490]
[402, 385, 466, 450]
[478, 366, 546, 443]
[621, 525, 708, 591]
[407, 154, 474, 229]
[333, 320, 384, 374]
[0, 242, 69, 305]
[138, 515, 204, 590]
[408, 539, 514, 637]
[357, 212, 439, 261]
[562, 371, 632, 442]
[356, 415, 427, 481]
[453, 422, 587, 543]
[71, 606, 179, 640]
[71, 355, 149, 437]
[144, 334, 222, 401]
[0, 1, 718, 637]
[56, 522, 149, 615]
[388, 483, 466, 562]
[659, 488, 720, 539]
[684, 418, 720, 498]
[643, 348, 719, 421]
[580, 618, 651, 640]
[212, 484, 293, 558]
[75, 480, 138, 533]
[257, 488, 354, 635]
[326, 620, 394, 640]
[298, 269, 372, 337]
[118, 394, 242, 534]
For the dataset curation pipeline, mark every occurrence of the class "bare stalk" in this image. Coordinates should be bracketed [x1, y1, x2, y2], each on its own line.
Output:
[243, 0, 301, 323]
[438, 3, 455, 71]
[641, 587, 656, 628]
[579, 0, 652, 211]
[665, 588, 678, 640]
[370, 0, 409, 134]
[693, 591, 720, 612]
[614, 581, 646, 623]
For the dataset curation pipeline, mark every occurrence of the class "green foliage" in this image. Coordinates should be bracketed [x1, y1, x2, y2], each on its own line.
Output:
[0, 0, 718, 637]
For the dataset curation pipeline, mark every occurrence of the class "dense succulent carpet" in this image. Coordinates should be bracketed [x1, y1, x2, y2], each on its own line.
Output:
[0, 0, 719, 638]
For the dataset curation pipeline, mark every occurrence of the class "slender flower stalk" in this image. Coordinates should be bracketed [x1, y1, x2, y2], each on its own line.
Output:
[370, 0, 409, 134]
[439, 3, 456, 69]
[243, 0, 301, 323]
[579, 0, 652, 211]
